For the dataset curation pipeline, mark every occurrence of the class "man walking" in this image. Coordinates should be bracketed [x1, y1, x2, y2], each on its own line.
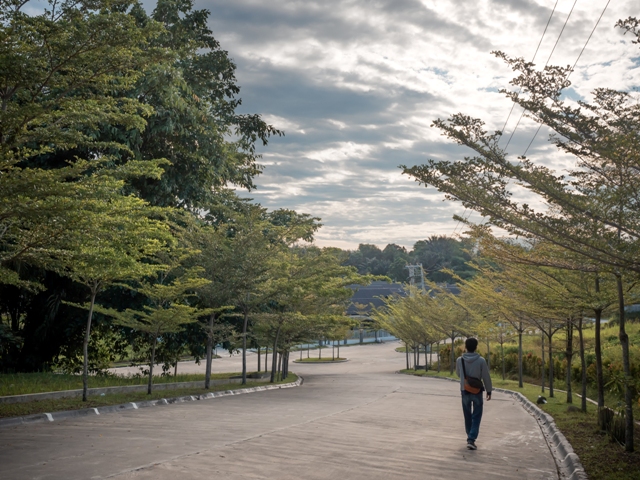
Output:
[456, 337, 492, 450]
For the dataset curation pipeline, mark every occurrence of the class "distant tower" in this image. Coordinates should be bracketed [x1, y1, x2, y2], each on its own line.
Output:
[406, 264, 425, 292]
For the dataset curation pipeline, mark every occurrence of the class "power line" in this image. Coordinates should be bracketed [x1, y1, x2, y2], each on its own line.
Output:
[452, 207, 466, 236]
[522, 0, 611, 157]
[544, 0, 579, 65]
[503, 0, 577, 151]
[452, 207, 472, 236]
[500, 0, 559, 146]
[458, 1, 561, 233]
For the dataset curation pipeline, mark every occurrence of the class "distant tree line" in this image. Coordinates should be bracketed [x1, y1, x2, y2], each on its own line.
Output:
[339, 236, 476, 284]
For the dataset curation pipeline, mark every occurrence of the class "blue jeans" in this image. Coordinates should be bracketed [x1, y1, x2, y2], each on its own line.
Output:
[461, 391, 484, 442]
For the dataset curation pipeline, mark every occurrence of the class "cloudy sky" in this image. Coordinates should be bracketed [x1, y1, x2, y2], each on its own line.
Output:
[201, 0, 640, 250]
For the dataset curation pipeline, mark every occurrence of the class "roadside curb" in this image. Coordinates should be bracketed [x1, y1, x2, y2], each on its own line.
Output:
[0, 375, 303, 429]
[495, 388, 588, 480]
[400, 373, 587, 480]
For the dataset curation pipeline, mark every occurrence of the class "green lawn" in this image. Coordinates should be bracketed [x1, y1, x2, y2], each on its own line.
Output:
[294, 357, 346, 363]
[0, 374, 298, 419]
[395, 346, 429, 353]
[0, 371, 243, 396]
[401, 369, 640, 480]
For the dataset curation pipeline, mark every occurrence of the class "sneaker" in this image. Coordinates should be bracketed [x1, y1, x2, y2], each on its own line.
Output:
[467, 440, 477, 450]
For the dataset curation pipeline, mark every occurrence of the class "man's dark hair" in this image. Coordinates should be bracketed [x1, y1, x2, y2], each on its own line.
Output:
[465, 338, 478, 353]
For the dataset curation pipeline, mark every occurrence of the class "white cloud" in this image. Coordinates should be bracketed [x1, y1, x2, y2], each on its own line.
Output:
[203, 0, 640, 249]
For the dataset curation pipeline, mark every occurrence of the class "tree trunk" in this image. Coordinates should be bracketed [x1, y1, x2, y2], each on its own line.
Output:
[595, 308, 604, 410]
[548, 327, 554, 398]
[405, 342, 409, 370]
[319, 340, 322, 360]
[148, 334, 157, 395]
[518, 324, 523, 388]
[541, 333, 545, 393]
[270, 324, 281, 383]
[337, 342, 340, 359]
[277, 350, 283, 381]
[437, 341, 441, 373]
[284, 351, 289, 378]
[616, 273, 634, 452]
[449, 333, 456, 374]
[424, 343, 428, 371]
[565, 319, 573, 404]
[501, 341, 505, 381]
[578, 317, 587, 413]
[284, 351, 288, 378]
[10, 307, 20, 333]
[205, 315, 214, 389]
[414, 345, 418, 371]
[82, 286, 98, 402]
[241, 309, 249, 385]
[594, 276, 605, 410]
[486, 338, 491, 370]
[332, 341, 335, 361]
[359, 328, 364, 344]
[174, 361, 178, 377]
[265, 347, 269, 372]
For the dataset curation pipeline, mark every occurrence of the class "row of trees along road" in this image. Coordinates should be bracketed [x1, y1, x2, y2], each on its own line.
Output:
[372, 237, 639, 449]
[0, 0, 370, 399]
[399, 17, 640, 452]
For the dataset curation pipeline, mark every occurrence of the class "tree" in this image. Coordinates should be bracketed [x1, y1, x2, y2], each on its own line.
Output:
[254, 246, 365, 382]
[114, 266, 210, 394]
[413, 236, 474, 282]
[186, 221, 237, 389]
[61, 185, 171, 401]
[122, 0, 283, 210]
[206, 205, 320, 385]
[371, 292, 423, 370]
[0, 0, 166, 284]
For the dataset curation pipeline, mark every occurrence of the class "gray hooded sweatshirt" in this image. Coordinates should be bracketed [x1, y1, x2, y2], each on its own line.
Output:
[456, 352, 492, 394]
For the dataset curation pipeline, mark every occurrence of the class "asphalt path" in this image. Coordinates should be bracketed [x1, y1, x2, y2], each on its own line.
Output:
[1, 342, 558, 479]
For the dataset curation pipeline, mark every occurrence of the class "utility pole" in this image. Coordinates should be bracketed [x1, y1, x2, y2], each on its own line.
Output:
[406, 264, 426, 293]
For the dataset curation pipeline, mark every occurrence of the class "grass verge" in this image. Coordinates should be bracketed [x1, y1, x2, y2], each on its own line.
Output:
[294, 357, 346, 363]
[401, 369, 639, 480]
[292, 341, 386, 352]
[0, 374, 298, 419]
[0, 372, 243, 396]
[109, 354, 221, 368]
[395, 347, 429, 353]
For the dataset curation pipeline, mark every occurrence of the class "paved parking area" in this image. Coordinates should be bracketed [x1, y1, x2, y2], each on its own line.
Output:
[1, 342, 558, 479]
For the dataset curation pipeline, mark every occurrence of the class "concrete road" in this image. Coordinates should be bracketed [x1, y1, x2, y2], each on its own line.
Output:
[1, 342, 558, 479]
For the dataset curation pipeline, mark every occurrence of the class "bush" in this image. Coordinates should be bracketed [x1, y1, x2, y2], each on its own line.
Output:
[438, 344, 463, 368]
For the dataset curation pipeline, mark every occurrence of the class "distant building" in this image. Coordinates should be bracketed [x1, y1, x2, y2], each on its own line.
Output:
[346, 281, 460, 316]
[344, 281, 460, 343]
[346, 281, 406, 315]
